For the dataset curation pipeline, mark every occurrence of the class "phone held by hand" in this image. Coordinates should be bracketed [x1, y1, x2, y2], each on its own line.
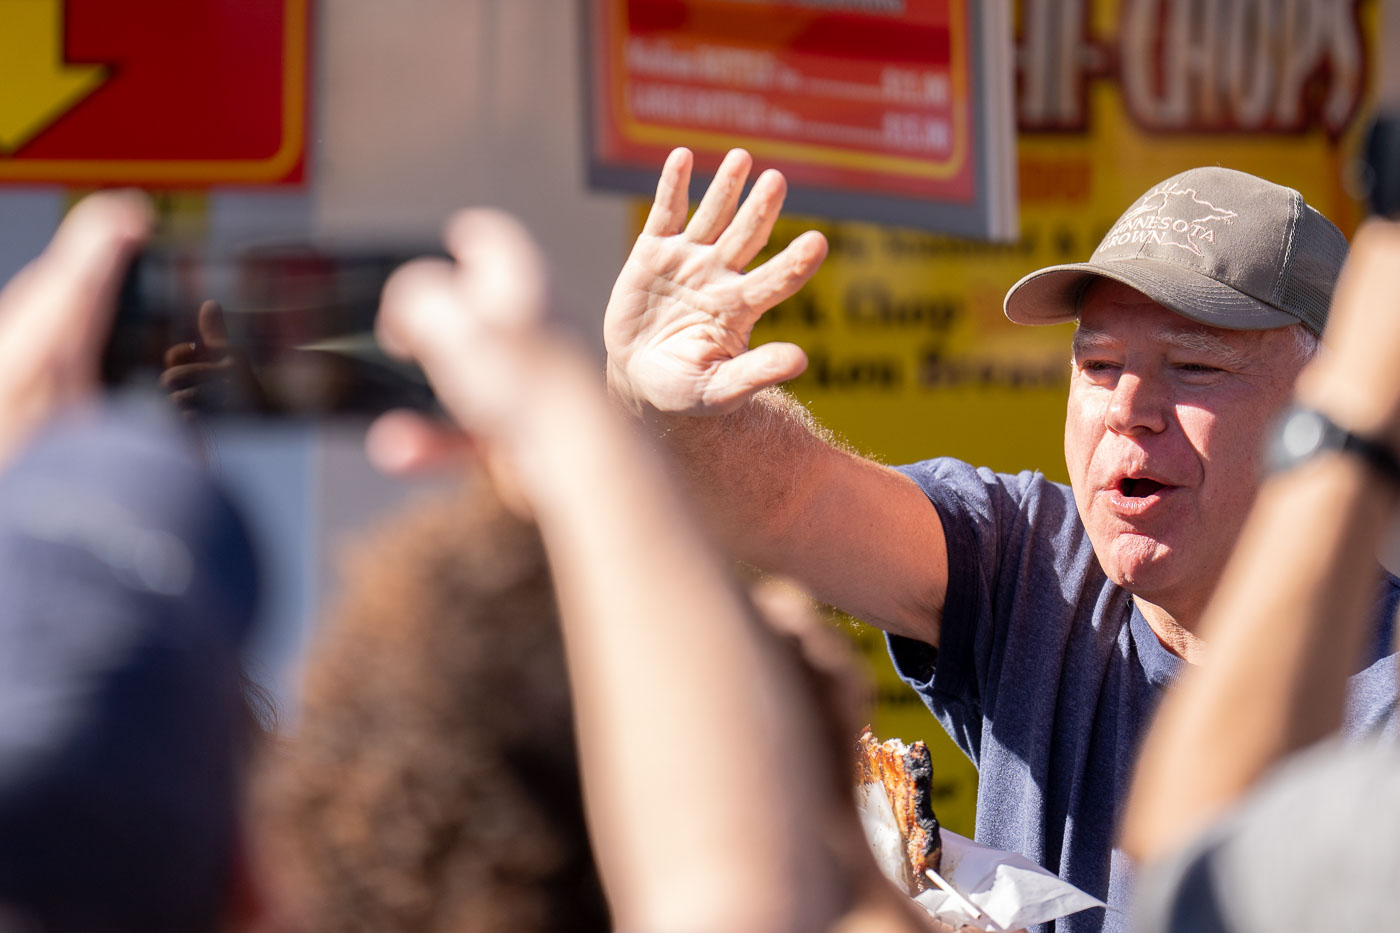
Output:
[103, 245, 438, 418]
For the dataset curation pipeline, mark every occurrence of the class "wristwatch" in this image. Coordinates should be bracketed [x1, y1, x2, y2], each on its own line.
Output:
[1266, 405, 1400, 487]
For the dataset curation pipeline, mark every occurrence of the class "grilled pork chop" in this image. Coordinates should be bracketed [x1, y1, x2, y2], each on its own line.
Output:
[856, 726, 943, 894]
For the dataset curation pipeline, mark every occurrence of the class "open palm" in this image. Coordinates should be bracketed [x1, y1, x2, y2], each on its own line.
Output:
[604, 148, 828, 416]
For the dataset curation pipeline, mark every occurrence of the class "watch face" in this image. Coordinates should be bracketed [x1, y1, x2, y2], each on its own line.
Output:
[1279, 408, 1328, 458]
[1269, 406, 1400, 487]
[1267, 407, 1334, 475]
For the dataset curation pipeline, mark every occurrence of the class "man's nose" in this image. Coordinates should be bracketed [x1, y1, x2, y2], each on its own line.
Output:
[1105, 371, 1168, 435]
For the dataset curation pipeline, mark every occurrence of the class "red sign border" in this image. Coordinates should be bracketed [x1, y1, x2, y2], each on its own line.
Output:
[0, 0, 309, 186]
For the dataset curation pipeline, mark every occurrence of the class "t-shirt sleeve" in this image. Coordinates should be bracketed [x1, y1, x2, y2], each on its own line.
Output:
[884, 457, 1093, 766]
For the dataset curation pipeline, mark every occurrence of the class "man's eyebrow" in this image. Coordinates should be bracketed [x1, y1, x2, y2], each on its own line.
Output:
[1156, 328, 1251, 366]
[1070, 328, 1113, 358]
[1069, 325, 1251, 366]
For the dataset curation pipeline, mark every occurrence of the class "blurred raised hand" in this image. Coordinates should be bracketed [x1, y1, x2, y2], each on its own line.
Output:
[368, 207, 567, 484]
[603, 147, 828, 417]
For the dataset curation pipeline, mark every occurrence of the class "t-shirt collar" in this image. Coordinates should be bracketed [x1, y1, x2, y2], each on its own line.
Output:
[1130, 599, 1185, 687]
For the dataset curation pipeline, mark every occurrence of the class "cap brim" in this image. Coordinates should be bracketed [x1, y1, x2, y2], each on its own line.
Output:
[1003, 257, 1302, 332]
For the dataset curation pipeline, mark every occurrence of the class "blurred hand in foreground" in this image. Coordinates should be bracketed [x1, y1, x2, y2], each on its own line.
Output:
[366, 207, 560, 483]
[0, 192, 152, 467]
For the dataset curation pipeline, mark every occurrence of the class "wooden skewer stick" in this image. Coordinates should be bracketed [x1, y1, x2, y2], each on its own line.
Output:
[924, 867, 985, 922]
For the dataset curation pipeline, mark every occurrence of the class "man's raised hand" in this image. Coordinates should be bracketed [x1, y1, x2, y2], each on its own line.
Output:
[604, 147, 828, 417]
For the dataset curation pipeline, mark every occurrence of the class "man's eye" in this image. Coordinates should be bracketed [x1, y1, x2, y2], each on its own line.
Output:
[1079, 359, 1119, 373]
[1176, 362, 1222, 374]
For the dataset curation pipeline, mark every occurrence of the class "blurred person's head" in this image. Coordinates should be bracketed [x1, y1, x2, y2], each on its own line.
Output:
[0, 409, 261, 931]
[253, 475, 608, 933]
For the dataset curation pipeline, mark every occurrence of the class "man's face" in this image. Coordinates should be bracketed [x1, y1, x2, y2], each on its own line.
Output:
[1064, 281, 1306, 622]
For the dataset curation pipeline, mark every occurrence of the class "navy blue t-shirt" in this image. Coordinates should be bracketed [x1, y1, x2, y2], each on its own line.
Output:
[886, 458, 1399, 933]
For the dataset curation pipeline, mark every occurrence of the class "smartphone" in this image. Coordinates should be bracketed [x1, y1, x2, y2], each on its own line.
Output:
[103, 245, 439, 417]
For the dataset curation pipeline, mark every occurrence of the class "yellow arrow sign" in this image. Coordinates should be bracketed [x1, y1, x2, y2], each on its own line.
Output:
[0, 0, 109, 155]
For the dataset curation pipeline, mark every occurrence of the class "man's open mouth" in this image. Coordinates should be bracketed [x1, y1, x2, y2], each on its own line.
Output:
[1118, 477, 1167, 498]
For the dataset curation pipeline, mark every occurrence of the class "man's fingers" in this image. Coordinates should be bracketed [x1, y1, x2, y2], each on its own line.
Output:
[365, 409, 478, 475]
[685, 148, 753, 245]
[642, 147, 696, 237]
[443, 208, 548, 329]
[713, 168, 788, 271]
[739, 230, 829, 313]
[702, 342, 808, 410]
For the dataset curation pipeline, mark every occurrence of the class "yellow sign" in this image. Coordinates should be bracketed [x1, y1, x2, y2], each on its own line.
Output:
[0, 0, 108, 153]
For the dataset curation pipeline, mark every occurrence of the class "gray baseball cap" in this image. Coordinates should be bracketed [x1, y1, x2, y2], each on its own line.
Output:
[1003, 166, 1348, 337]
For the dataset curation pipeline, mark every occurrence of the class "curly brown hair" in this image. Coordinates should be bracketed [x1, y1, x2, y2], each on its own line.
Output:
[254, 477, 609, 933]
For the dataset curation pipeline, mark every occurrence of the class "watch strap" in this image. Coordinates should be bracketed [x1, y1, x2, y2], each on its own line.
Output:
[1338, 421, 1400, 487]
[1271, 405, 1400, 487]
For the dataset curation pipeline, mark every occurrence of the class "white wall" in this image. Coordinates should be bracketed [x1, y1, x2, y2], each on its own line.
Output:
[313, 0, 631, 344]
[290, 0, 632, 713]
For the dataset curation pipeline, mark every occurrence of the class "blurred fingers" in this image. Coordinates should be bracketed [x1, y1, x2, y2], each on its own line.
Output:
[161, 300, 228, 368]
[749, 577, 823, 639]
[163, 341, 205, 368]
[197, 299, 229, 347]
[159, 360, 225, 392]
[5, 191, 154, 370]
[750, 576, 868, 715]
[1327, 218, 1400, 343]
[443, 207, 548, 329]
[365, 409, 477, 475]
[376, 211, 556, 444]
[376, 257, 460, 362]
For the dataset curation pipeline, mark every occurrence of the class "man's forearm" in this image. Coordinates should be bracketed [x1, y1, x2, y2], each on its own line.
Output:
[616, 385, 948, 641]
[640, 387, 846, 553]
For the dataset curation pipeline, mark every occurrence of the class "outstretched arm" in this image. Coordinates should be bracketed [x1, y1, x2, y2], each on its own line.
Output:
[1122, 219, 1400, 865]
[605, 148, 946, 643]
[374, 208, 940, 933]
